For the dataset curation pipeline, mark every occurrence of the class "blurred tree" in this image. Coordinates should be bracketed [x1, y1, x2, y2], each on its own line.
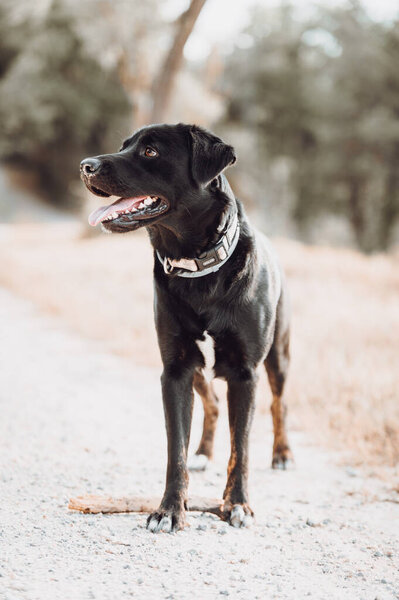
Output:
[377, 23, 399, 249]
[222, 3, 399, 251]
[98, 0, 208, 125]
[0, 0, 131, 207]
[151, 0, 208, 122]
[79, 0, 164, 127]
[0, 0, 209, 207]
[0, 4, 27, 79]
[314, 4, 399, 251]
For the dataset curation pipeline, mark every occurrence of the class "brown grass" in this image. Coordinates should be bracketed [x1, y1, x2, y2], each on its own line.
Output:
[1, 223, 398, 467]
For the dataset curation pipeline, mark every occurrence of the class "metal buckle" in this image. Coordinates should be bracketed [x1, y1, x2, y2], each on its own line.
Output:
[196, 248, 220, 271]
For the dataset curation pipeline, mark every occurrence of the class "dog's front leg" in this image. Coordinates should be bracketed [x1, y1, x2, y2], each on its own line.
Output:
[222, 371, 257, 528]
[147, 366, 195, 533]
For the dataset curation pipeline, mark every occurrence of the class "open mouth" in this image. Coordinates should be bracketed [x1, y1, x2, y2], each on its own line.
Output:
[89, 185, 110, 198]
[88, 195, 169, 227]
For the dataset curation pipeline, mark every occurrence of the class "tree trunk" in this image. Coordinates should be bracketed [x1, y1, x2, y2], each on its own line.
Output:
[378, 145, 399, 250]
[150, 0, 208, 123]
[348, 177, 367, 251]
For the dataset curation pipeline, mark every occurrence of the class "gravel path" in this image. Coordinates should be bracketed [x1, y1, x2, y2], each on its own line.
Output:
[0, 287, 398, 600]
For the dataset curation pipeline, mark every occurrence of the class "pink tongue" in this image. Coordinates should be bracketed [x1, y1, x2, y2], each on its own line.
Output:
[88, 196, 147, 226]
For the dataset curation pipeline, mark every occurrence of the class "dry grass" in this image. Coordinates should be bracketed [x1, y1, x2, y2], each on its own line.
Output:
[1, 222, 398, 468]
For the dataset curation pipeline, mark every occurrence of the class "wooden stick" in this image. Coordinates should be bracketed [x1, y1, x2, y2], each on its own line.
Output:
[68, 494, 224, 517]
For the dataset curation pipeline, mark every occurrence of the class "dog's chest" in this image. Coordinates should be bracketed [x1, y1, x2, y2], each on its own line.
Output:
[196, 332, 215, 381]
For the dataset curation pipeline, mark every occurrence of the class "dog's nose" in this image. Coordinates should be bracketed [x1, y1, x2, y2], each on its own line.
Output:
[80, 157, 102, 176]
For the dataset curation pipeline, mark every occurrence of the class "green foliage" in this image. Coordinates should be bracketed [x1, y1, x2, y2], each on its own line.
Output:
[223, 3, 399, 251]
[0, 5, 26, 78]
[0, 1, 131, 206]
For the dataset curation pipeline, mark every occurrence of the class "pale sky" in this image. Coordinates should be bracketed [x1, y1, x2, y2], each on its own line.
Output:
[162, 0, 399, 61]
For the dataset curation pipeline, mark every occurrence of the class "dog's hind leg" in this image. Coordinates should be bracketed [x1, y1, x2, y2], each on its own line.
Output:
[188, 369, 219, 471]
[264, 289, 294, 470]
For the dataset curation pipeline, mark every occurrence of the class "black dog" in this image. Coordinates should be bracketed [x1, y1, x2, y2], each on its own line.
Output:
[80, 123, 293, 532]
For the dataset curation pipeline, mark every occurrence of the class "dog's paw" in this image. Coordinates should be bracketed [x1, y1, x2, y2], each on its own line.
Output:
[188, 453, 209, 472]
[272, 446, 294, 470]
[222, 503, 254, 528]
[146, 507, 186, 533]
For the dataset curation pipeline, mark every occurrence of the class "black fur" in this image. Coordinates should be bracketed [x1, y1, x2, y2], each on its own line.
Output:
[80, 123, 293, 532]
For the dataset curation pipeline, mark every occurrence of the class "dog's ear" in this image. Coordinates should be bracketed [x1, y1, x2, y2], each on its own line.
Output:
[189, 125, 236, 186]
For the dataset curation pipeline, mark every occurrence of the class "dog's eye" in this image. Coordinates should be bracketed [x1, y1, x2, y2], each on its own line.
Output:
[144, 147, 158, 158]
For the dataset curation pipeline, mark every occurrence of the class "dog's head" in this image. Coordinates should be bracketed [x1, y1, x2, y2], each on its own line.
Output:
[80, 123, 236, 233]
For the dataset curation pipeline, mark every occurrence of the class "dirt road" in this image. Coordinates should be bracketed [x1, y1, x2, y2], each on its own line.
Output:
[0, 287, 398, 599]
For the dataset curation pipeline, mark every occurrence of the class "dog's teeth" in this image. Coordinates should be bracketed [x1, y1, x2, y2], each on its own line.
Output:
[144, 197, 153, 206]
[138, 202, 145, 209]
[131, 207, 137, 212]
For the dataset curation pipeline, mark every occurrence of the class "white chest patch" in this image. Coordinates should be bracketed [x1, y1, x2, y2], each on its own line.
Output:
[196, 332, 215, 382]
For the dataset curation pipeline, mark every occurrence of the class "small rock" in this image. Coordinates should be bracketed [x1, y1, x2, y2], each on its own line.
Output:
[306, 518, 320, 528]
[345, 467, 358, 477]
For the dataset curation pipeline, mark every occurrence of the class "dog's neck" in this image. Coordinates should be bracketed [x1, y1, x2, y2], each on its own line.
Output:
[147, 176, 237, 261]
